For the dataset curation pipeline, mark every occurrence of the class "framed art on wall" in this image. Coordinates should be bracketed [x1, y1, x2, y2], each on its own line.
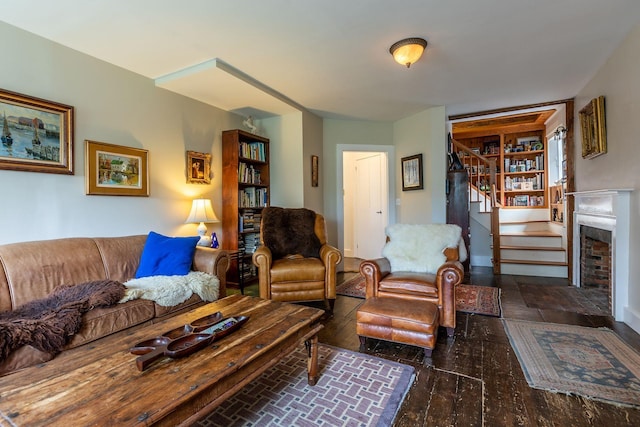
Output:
[579, 96, 607, 159]
[0, 89, 74, 174]
[311, 155, 319, 187]
[85, 140, 149, 196]
[187, 150, 211, 184]
[401, 153, 423, 191]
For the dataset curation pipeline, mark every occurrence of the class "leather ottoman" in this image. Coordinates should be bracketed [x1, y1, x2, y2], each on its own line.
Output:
[356, 297, 439, 358]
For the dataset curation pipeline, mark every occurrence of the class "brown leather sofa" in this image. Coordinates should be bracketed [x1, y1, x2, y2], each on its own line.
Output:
[360, 246, 464, 337]
[0, 235, 229, 376]
[252, 207, 342, 310]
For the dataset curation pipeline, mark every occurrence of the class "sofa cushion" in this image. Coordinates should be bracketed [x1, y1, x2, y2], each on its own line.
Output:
[135, 232, 199, 278]
[65, 299, 155, 350]
[379, 272, 439, 298]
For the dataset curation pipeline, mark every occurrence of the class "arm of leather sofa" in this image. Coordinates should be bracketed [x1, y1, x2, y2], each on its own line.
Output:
[320, 244, 342, 299]
[359, 258, 391, 298]
[252, 245, 273, 300]
[193, 247, 230, 298]
[436, 260, 464, 330]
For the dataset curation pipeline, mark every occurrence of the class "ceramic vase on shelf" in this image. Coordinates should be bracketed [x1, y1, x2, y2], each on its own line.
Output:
[211, 232, 219, 249]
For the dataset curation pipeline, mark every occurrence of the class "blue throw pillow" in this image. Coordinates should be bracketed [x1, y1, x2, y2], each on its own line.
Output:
[135, 232, 200, 278]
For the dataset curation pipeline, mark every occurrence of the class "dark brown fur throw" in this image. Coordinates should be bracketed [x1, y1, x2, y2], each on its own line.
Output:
[262, 207, 322, 260]
[0, 280, 125, 361]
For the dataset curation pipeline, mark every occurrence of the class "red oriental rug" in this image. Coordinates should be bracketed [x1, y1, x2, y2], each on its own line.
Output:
[336, 274, 501, 317]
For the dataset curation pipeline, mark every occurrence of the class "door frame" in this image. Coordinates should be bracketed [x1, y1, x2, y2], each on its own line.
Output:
[336, 144, 396, 262]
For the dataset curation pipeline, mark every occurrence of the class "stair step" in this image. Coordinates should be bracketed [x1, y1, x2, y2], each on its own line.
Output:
[500, 233, 563, 248]
[500, 259, 567, 266]
[500, 247, 566, 263]
[500, 261, 568, 278]
[499, 245, 565, 251]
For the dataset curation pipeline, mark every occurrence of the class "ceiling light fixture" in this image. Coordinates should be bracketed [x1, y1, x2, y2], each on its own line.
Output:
[389, 37, 428, 68]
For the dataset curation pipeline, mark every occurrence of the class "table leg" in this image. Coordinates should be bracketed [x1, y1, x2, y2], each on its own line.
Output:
[305, 334, 319, 386]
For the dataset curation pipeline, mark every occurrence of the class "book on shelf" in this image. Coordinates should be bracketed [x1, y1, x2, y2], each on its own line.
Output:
[239, 141, 266, 162]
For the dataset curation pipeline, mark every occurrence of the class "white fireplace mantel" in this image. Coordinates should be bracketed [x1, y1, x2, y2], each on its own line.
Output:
[567, 189, 632, 321]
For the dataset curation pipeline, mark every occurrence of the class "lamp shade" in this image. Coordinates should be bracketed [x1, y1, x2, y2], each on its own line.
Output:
[389, 37, 427, 68]
[185, 199, 219, 224]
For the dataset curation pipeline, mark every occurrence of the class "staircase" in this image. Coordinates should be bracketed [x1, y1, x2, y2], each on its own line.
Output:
[453, 138, 568, 278]
[498, 220, 568, 278]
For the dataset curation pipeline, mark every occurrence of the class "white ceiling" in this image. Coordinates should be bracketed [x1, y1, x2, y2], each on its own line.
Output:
[2, 0, 640, 121]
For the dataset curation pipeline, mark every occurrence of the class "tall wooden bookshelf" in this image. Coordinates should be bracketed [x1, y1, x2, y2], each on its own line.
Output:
[221, 129, 270, 288]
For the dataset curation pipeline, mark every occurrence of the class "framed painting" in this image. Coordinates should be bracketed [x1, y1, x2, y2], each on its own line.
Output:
[187, 150, 211, 184]
[579, 96, 607, 159]
[0, 89, 74, 174]
[311, 155, 319, 187]
[85, 140, 149, 196]
[401, 153, 423, 191]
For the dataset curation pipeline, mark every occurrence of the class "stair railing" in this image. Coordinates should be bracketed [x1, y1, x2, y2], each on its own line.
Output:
[450, 138, 501, 273]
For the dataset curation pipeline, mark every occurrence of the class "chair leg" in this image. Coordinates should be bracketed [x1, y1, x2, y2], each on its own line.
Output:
[446, 327, 455, 337]
[423, 347, 433, 358]
[358, 336, 367, 352]
[323, 298, 335, 313]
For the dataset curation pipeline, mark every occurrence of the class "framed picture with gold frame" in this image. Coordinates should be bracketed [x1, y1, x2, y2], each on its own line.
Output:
[0, 88, 74, 174]
[579, 96, 607, 159]
[311, 155, 319, 187]
[186, 150, 211, 184]
[85, 140, 149, 196]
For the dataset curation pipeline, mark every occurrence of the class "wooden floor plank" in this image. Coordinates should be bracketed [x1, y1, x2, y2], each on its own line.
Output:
[234, 266, 640, 425]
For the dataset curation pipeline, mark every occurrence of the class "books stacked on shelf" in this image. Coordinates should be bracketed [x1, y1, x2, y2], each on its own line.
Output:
[505, 195, 545, 207]
[239, 210, 259, 233]
[239, 187, 268, 208]
[242, 233, 261, 254]
[239, 141, 266, 162]
[238, 162, 261, 184]
[504, 173, 544, 191]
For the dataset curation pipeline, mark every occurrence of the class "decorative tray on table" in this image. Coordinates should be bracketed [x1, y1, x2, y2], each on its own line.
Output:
[129, 311, 249, 371]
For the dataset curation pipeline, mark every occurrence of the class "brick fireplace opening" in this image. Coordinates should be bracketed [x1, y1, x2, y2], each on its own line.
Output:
[579, 225, 612, 312]
[572, 189, 631, 322]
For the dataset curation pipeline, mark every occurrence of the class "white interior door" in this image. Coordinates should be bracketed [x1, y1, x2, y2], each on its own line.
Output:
[354, 153, 387, 259]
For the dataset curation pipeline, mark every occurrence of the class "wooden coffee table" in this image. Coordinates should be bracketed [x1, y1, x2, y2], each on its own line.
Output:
[0, 295, 325, 426]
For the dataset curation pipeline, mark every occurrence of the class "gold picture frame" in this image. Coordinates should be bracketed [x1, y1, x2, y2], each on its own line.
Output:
[311, 155, 319, 187]
[0, 88, 74, 174]
[579, 96, 607, 159]
[85, 140, 149, 196]
[186, 150, 211, 184]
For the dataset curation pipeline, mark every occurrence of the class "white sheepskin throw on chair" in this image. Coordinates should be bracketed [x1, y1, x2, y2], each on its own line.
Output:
[382, 223, 467, 274]
[119, 271, 219, 307]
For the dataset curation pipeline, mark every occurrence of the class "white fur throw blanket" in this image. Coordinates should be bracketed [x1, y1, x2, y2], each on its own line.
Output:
[119, 271, 220, 307]
[382, 223, 467, 274]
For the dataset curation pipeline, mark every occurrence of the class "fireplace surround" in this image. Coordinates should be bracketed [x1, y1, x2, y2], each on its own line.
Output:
[570, 189, 631, 322]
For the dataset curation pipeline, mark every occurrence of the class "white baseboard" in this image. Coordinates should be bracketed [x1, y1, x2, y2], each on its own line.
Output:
[471, 255, 492, 267]
[624, 306, 640, 335]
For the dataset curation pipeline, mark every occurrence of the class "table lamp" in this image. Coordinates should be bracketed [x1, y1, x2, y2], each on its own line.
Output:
[185, 199, 219, 246]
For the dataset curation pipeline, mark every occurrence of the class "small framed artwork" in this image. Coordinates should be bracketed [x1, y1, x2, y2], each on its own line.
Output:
[311, 155, 319, 187]
[187, 150, 211, 184]
[401, 153, 423, 191]
[579, 96, 607, 159]
[0, 88, 74, 174]
[85, 140, 149, 196]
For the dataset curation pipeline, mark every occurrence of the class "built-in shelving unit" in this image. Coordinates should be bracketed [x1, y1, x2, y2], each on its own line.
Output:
[456, 130, 548, 209]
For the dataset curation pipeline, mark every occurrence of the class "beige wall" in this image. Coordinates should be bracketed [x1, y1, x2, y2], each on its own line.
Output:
[0, 22, 243, 245]
[574, 23, 640, 329]
[393, 107, 447, 224]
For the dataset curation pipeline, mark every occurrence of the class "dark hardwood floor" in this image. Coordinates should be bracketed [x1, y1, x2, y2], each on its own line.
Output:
[231, 265, 640, 426]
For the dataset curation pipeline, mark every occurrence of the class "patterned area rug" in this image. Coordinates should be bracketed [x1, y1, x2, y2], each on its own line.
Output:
[503, 319, 640, 407]
[195, 344, 415, 426]
[336, 275, 501, 317]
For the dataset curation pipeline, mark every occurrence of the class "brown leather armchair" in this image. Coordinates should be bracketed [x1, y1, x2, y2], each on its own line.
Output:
[359, 224, 465, 336]
[252, 207, 342, 310]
